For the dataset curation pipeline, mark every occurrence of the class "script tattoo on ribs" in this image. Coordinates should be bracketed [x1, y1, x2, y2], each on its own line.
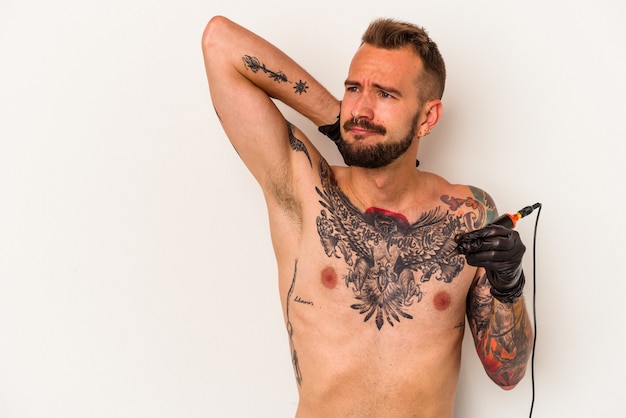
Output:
[242, 55, 309, 94]
[315, 160, 478, 330]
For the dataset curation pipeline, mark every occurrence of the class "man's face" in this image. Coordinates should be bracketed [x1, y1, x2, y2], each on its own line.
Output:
[339, 44, 426, 168]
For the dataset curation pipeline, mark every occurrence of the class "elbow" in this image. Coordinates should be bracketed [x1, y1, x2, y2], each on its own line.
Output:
[494, 378, 520, 391]
[201, 15, 231, 54]
[486, 364, 528, 391]
[202, 15, 237, 80]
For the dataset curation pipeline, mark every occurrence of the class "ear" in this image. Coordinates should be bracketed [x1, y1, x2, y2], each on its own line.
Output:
[418, 99, 443, 137]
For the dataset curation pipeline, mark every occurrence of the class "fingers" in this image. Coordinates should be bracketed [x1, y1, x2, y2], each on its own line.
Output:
[457, 225, 521, 251]
[465, 248, 520, 266]
[455, 224, 527, 301]
[455, 225, 525, 266]
[457, 224, 511, 241]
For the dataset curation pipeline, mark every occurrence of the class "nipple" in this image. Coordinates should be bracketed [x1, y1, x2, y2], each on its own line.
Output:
[433, 291, 452, 311]
[321, 267, 338, 289]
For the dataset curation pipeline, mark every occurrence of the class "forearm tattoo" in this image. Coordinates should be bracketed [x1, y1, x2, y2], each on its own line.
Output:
[314, 160, 482, 330]
[242, 55, 309, 94]
[467, 273, 532, 386]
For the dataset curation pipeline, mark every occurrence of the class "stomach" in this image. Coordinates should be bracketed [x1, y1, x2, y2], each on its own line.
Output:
[286, 286, 466, 418]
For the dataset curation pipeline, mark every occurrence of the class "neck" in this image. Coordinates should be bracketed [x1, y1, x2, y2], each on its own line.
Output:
[346, 160, 423, 212]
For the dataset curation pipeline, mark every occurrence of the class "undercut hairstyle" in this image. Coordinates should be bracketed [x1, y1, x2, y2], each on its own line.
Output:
[361, 18, 446, 104]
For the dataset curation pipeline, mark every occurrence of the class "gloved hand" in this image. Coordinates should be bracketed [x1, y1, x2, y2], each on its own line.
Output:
[318, 106, 341, 143]
[455, 224, 526, 303]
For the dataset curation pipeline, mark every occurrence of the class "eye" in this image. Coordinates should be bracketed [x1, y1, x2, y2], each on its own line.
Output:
[346, 85, 359, 93]
[379, 90, 393, 99]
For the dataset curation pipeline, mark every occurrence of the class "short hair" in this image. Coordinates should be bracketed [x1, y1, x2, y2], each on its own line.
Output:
[361, 18, 446, 103]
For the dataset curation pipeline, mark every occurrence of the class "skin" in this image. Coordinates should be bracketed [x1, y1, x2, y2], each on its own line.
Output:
[203, 16, 532, 418]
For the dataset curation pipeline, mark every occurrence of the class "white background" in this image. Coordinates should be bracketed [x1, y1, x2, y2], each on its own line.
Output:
[1, 1, 625, 417]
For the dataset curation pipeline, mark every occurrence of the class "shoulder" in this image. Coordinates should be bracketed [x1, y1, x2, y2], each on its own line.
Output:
[447, 183, 498, 228]
[421, 172, 499, 228]
[464, 185, 498, 225]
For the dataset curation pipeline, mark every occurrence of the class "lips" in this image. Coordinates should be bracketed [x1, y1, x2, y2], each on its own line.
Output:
[350, 126, 378, 136]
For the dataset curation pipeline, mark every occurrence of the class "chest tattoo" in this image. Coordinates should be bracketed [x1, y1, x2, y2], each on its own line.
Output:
[315, 160, 478, 330]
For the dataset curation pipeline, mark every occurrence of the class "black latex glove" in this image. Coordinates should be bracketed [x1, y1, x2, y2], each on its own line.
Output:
[456, 224, 526, 303]
[318, 106, 341, 143]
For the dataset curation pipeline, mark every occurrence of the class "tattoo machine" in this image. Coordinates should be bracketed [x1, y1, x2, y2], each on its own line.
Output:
[453, 202, 542, 256]
[489, 203, 542, 228]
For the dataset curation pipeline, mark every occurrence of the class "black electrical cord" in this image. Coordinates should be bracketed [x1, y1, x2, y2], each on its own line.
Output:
[528, 203, 542, 418]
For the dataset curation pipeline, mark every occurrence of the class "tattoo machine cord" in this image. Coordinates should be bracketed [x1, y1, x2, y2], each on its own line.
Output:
[489, 203, 541, 228]
[528, 203, 542, 418]
[492, 202, 542, 418]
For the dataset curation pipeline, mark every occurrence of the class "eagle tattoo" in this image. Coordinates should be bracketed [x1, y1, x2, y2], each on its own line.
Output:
[315, 160, 470, 330]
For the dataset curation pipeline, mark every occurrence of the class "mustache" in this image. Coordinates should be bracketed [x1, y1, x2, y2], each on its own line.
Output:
[343, 119, 387, 135]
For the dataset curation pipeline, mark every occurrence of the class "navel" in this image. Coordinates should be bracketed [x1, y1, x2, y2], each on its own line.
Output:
[433, 291, 452, 311]
[321, 266, 338, 289]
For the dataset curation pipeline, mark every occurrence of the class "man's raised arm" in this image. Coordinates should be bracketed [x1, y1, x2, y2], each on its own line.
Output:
[202, 16, 340, 185]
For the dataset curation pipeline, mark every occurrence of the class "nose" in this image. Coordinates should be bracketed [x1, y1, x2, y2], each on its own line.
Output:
[348, 93, 374, 121]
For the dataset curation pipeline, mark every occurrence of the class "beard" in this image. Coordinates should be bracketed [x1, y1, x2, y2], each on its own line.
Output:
[337, 112, 420, 169]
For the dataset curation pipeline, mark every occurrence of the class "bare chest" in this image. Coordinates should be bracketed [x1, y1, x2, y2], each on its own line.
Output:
[276, 164, 486, 331]
[280, 205, 477, 335]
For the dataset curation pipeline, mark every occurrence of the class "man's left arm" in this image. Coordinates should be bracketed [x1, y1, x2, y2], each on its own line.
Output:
[459, 225, 534, 389]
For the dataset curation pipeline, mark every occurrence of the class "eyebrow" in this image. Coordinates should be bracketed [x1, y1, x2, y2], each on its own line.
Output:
[344, 79, 403, 98]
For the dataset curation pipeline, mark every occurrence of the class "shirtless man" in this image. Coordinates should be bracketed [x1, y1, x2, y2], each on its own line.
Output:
[202, 16, 533, 418]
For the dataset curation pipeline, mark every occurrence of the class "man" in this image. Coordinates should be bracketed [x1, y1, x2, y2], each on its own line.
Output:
[202, 15, 532, 418]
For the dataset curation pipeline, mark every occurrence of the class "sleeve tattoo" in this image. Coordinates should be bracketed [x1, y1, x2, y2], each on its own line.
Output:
[467, 272, 533, 387]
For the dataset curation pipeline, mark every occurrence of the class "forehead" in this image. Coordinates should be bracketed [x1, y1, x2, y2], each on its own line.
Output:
[347, 44, 423, 91]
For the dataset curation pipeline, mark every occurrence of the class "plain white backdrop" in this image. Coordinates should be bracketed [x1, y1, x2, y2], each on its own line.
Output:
[1, 0, 625, 417]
